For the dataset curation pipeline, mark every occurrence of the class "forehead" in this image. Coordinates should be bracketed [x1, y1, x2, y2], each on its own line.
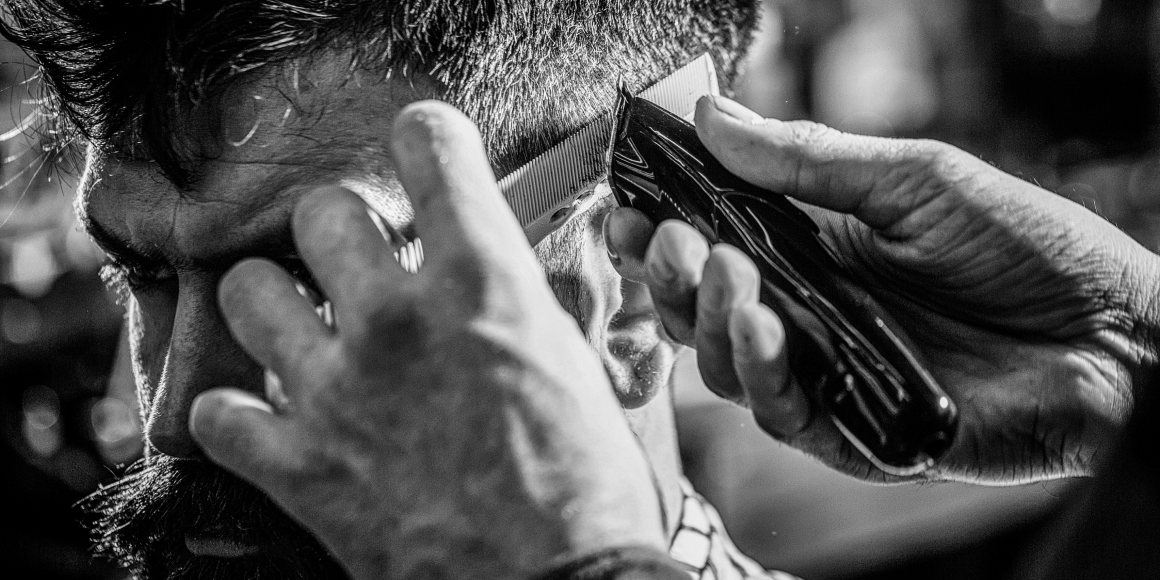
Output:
[80, 55, 435, 264]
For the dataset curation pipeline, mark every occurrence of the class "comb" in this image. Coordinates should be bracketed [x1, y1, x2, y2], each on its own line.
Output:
[499, 53, 718, 245]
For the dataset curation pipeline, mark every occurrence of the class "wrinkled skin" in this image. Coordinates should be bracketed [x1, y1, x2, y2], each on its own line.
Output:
[81, 55, 678, 580]
[190, 103, 664, 580]
[82, 43, 1160, 580]
[605, 95, 1160, 484]
[190, 92, 1160, 580]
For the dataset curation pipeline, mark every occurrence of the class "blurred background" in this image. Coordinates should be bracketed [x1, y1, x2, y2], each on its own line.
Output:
[687, 0, 1160, 578]
[0, 34, 133, 580]
[2, 0, 1158, 577]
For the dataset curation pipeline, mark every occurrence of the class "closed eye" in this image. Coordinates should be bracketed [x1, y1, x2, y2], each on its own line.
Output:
[99, 258, 177, 304]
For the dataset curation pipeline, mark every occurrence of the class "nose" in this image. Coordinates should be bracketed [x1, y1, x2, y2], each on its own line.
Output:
[145, 274, 264, 458]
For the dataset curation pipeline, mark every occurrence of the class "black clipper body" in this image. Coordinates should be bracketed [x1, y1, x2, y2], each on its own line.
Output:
[608, 91, 957, 475]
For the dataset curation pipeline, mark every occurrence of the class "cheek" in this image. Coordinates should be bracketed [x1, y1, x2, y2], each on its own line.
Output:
[126, 293, 176, 417]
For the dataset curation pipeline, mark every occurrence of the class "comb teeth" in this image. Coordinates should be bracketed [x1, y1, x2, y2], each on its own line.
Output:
[638, 54, 719, 122]
[499, 53, 719, 245]
[498, 114, 614, 228]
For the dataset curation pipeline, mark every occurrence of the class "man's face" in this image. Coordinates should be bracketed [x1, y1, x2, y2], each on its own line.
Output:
[80, 54, 675, 577]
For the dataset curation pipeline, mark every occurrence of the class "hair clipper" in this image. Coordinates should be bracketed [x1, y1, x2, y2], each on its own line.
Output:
[606, 89, 957, 476]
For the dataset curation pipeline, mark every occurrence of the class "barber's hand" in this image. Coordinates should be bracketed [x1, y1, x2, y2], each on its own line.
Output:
[605, 95, 1160, 484]
[188, 102, 664, 580]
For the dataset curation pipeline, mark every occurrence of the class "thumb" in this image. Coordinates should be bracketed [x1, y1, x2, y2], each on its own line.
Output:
[190, 388, 302, 488]
[693, 95, 946, 230]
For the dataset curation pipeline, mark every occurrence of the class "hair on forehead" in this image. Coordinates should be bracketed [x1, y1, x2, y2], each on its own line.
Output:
[1, 0, 759, 187]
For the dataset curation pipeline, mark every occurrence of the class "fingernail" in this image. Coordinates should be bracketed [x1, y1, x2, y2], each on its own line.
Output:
[189, 390, 274, 439]
[729, 304, 773, 358]
[729, 304, 787, 375]
[602, 213, 621, 266]
[648, 253, 678, 283]
[264, 369, 291, 412]
[710, 96, 764, 123]
[705, 283, 729, 313]
[649, 226, 698, 284]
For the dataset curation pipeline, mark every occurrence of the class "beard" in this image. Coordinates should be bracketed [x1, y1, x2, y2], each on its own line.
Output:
[81, 455, 350, 580]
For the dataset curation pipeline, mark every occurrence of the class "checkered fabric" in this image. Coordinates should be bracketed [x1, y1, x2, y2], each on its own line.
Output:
[667, 479, 801, 580]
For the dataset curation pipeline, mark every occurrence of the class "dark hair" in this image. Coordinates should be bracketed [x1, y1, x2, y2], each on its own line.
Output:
[1, 0, 759, 187]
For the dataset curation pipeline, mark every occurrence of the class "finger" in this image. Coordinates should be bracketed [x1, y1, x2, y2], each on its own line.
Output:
[602, 207, 654, 282]
[190, 388, 303, 487]
[391, 101, 534, 270]
[694, 95, 945, 230]
[293, 187, 407, 317]
[695, 245, 759, 404]
[643, 220, 710, 345]
[219, 258, 332, 388]
[727, 302, 811, 437]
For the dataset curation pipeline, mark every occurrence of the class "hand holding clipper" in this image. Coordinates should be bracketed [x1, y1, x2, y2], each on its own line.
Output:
[607, 90, 958, 476]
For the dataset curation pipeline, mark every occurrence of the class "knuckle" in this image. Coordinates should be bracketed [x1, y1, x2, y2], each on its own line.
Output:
[655, 219, 700, 246]
[649, 271, 696, 308]
[430, 252, 494, 304]
[789, 120, 839, 145]
[910, 140, 983, 207]
[783, 121, 847, 192]
[361, 293, 430, 351]
[387, 244, 551, 355]
[714, 245, 758, 286]
[788, 120, 849, 165]
[905, 139, 964, 181]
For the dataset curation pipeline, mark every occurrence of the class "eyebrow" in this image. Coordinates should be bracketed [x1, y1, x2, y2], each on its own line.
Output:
[81, 212, 150, 263]
[81, 198, 312, 273]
